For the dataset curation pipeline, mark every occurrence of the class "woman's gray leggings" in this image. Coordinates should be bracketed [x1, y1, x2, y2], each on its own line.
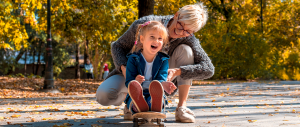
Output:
[96, 44, 194, 106]
[96, 74, 127, 106]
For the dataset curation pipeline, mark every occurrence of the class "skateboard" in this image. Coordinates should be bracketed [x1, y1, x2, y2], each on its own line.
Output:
[132, 112, 166, 127]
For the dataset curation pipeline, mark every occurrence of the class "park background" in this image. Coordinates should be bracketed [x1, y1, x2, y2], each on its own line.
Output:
[1, 1, 300, 126]
[0, 0, 300, 81]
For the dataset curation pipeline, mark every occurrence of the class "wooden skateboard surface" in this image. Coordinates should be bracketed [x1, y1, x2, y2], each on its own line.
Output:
[133, 112, 166, 119]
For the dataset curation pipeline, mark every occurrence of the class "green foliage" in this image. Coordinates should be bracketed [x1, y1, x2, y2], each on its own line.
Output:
[0, 49, 23, 74]
[1, 0, 299, 80]
[198, 0, 300, 80]
[154, 0, 300, 80]
[105, 58, 114, 71]
[82, 68, 88, 73]
[27, 73, 35, 78]
[50, 41, 74, 78]
[53, 65, 62, 78]
[15, 73, 25, 78]
[8, 74, 14, 78]
[1, 0, 138, 79]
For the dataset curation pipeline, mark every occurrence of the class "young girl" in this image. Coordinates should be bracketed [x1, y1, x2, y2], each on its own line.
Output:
[125, 21, 177, 114]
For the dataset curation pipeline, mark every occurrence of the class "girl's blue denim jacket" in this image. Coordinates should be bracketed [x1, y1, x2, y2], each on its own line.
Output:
[124, 51, 170, 104]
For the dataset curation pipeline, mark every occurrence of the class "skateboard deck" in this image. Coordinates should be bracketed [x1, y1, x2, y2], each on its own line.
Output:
[132, 112, 166, 127]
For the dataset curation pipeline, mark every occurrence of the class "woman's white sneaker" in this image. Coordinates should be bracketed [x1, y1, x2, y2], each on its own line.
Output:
[175, 106, 195, 123]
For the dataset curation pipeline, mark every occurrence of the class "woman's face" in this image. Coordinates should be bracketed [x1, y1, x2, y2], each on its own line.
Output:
[168, 12, 195, 39]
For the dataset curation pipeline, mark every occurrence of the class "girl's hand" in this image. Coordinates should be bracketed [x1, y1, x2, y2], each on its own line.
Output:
[167, 68, 181, 81]
[135, 75, 145, 84]
[161, 81, 177, 94]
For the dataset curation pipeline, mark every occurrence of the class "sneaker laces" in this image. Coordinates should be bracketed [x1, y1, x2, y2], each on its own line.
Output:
[184, 108, 195, 117]
[178, 107, 195, 117]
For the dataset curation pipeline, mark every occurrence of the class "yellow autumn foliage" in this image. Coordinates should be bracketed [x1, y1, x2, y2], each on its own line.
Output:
[1, 0, 299, 80]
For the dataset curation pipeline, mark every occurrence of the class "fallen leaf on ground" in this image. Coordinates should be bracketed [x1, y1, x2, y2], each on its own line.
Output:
[42, 117, 56, 120]
[81, 113, 88, 116]
[11, 114, 21, 118]
[248, 120, 257, 123]
[74, 119, 81, 122]
[48, 121, 61, 123]
[97, 120, 106, 123]
[63, 123, 73, 126]
[91, 124, 102, 127]
[27, 118, 37, 122]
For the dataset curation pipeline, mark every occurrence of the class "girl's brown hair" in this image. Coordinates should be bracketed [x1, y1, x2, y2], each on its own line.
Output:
[131, 21, 169, 53]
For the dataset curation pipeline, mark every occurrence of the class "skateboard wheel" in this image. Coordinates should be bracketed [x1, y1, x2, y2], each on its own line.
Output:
[133, 118, 139, 127]
[157, 118, 161, 124]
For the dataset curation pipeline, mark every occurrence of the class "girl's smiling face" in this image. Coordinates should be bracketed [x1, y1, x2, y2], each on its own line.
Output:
[140, 29, 164, 57]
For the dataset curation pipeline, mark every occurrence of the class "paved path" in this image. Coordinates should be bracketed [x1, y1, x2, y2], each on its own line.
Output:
[1, 81, 300, 127]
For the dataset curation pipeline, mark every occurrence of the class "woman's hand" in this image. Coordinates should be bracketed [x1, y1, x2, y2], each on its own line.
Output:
[167, 68, 181, 81]
[121, 65, 126, 77]
[161, 81, 177, 94]
[135, 75, 145, 84]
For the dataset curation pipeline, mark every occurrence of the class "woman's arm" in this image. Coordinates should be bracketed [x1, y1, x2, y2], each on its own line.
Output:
[178, 37, 215, 80]
[111, 20, 146, 73]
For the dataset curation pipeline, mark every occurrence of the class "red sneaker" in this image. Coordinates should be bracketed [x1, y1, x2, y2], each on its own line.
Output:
[128, 80, 149, 112]
[149, 80, 164, 112]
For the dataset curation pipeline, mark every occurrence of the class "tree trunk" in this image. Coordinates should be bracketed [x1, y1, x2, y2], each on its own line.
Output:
[93, 47, 99, 80]
[84, 38, 89, 64]
[24, 49, 27, 75]
[75, 44, 80, 79]
[35, 41, 42, 75]
[138, 0, 155, 18]
[32, 49, 36, 74]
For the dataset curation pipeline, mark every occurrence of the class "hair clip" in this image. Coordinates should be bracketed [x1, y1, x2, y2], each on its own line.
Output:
[134, 41, 137, 45]
[141, 21, 151, 27]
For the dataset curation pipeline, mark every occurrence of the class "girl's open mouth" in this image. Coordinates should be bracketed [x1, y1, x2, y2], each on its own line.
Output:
[151, 45, 158, 50]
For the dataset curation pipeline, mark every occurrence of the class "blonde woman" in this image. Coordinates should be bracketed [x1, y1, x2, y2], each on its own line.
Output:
[96, 2, 214, 123]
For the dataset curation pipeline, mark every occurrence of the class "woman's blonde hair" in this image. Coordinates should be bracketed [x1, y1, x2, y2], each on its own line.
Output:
[177, 2, 208, 32]
[131, 21, 169, 53]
